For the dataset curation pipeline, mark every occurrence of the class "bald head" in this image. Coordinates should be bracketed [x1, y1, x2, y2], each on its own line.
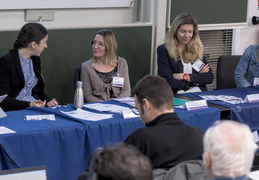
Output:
[203, 121, 258, 178]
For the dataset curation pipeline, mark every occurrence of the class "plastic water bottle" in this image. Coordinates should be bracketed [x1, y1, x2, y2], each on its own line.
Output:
[74, 81, 84, 109]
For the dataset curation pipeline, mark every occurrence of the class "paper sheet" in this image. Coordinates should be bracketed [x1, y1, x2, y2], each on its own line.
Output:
[111, 97, 135, 107]
[122, 109, 140, 119]
[199, 95, 244, 104]
[0, 126, 16, 134]
[83, 103, 130, 113]
[60, 108, 113, 121]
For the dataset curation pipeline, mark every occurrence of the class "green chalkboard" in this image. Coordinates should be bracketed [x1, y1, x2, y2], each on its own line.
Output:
[170, 0, 247, 25]
[0, 25, 153, 104]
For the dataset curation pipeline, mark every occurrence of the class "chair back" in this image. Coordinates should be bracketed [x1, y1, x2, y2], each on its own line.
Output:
[216, 55, 242, 90]
[74, 65, 81, 92]
[153, 160, 208, 180]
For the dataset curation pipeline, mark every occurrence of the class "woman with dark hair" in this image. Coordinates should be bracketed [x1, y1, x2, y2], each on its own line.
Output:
[0, 22, 58, 111]
[157, 13, 213, 94]
[81, 29, 131, 102]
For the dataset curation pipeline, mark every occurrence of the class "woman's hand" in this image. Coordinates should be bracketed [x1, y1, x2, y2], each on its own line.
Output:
[173, 73, 184, 80]
[30, 100, 46, 108]
[173, 73, 190, 81]
[199, 64, 210, 73]
[46, 98, 59, 107]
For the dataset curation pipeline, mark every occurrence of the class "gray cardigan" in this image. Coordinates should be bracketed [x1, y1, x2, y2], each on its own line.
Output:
[81, 57, 131, 102]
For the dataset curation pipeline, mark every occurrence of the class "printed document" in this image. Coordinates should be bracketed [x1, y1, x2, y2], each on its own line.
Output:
[60, 108, 113, 121]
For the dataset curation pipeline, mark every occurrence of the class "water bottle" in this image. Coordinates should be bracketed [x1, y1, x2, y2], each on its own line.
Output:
[74, 81, 84, 109]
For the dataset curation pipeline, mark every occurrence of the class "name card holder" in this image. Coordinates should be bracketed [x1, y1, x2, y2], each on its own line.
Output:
[245, 94, 259, 103]
[0, 94, 7, 118]
[183, 100, 208, 111]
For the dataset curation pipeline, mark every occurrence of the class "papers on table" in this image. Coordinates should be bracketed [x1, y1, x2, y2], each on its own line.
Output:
[122, 109, 140, 119]
[83, 103, 130, 113]
[0, 126, 16, 134]
[253, 131, 259, 144]
[60, 108, 113, 121]
[24, 114, 56, 121]
[0, 94, 7, 118]
[174, 97, 189, 106]
[199, 95, 244, 104]
[111, 97, 135, 107]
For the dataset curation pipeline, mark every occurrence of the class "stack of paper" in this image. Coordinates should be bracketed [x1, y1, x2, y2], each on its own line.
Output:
[60, 109, 113, 121]
[111, 97, 135, 107]
[83, 103, 130, 113]
[121, 109, 140, 119]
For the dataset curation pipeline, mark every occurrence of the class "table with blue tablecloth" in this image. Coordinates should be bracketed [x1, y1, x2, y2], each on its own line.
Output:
[178, 86, 259, 132]
[0, 100, 220, 180]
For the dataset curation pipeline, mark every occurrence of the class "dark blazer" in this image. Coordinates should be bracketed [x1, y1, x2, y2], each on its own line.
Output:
[157, 44, 214, 94]
[0, 49, 51, 111]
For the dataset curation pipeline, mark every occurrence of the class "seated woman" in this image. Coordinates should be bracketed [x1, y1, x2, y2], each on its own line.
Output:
[0, 22, 58, 111]
[235, 44, 259, 87]
[157, 13, 213, 94]
[81, 29, 131, 102]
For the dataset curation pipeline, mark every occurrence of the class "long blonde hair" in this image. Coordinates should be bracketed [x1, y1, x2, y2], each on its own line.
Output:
[92, 29, 118, 67]
[165, 13, 203, 63]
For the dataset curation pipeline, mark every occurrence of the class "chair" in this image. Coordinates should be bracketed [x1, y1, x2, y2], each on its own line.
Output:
[153, 160, 208, 180]
[216, 55, 242, 90]
[74, 65, 81, 92]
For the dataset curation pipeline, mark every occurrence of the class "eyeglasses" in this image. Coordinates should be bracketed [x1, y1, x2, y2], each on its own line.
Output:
[92, 40, 105, 48]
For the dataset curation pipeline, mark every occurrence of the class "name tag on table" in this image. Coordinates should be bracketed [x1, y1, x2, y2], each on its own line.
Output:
[245, 93, 259, 103]
[112, 77, 124, 87]
[183, 100, 208, 110]
[253, 77, 259, 86]
[192, 60, 205, 72]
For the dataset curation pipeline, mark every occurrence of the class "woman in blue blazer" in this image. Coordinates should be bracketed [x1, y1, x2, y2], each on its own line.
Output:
[157, 13, 213, 94]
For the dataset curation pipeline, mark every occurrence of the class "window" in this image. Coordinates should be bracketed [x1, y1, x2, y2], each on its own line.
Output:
[200, 29, 233, 90]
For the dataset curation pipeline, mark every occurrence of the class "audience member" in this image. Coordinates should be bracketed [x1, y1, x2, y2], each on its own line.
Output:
[78, 143, 152, 180]
[0, 22, 58, 111]
[235, 44, 259, 87]
[125, 75, 204, 170]
[203, 120, 258, 180]
[157, 13, 213, 94]
[81, 29, 131, 102]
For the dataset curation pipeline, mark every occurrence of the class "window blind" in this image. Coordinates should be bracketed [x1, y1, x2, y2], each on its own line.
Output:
[200, 29, 233, 90]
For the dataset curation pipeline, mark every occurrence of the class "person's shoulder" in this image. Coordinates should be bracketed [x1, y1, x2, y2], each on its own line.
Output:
[247, 44, 259, 50]
[117, 56, 128, 65]
[81, 59, 92, 67]
[117, 56, 126, 62]
[157, 44, 166, 50]
[1, 51, 14, 59]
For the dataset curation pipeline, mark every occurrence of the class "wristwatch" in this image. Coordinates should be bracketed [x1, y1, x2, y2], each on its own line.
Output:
[183, 73, 188, 81]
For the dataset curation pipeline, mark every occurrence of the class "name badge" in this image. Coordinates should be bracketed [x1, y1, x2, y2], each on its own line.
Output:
[245, 93, 259, 103]
[183, 100, 208, 110]
[192, 60, 205, 72]
[253, 77, 259, 86]
[112, 77, 124, 87]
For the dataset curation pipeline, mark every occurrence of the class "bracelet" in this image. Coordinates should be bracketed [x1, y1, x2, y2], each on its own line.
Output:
[183, 73, 188, 81]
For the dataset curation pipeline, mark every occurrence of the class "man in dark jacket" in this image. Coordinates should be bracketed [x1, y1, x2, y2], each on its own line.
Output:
[125, 75, 204, 170]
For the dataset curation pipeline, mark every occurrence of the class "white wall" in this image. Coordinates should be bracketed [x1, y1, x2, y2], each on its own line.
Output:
[232, 0, 259, 55]
[0, 0, 258, 67]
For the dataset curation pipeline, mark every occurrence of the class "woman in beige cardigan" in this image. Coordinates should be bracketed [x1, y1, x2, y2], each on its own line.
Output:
[81, 29, 131, 102]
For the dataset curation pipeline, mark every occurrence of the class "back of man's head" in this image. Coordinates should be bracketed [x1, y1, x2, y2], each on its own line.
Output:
[92, 143, 153, 180]
[132, 75, 174, 110]
[203, 120, 258, 178]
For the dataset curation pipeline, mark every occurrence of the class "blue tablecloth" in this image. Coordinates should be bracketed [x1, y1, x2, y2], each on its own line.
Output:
[0, 100, 220, 180]
[179, 86, 259, 132]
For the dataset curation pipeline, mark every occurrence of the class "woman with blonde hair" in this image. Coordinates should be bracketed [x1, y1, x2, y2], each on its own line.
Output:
[81, 29, 131, 102]
[157, 13, 213, 94]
